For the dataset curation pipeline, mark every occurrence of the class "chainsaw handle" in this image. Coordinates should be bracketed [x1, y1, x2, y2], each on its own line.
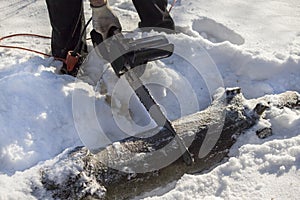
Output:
[130, 43, 174, 66]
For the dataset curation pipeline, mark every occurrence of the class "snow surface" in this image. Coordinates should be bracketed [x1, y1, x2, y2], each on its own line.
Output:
[0, 0, 300, 199]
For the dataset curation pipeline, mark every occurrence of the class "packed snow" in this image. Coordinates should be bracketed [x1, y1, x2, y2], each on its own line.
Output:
[0, 0, 299, 199]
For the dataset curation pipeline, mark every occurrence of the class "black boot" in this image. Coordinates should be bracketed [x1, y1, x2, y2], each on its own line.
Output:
[46, 0, 87, 59]
[132, 0, 175, 31]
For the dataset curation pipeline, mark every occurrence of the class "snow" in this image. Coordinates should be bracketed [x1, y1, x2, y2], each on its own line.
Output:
[0, 0, 300, 199]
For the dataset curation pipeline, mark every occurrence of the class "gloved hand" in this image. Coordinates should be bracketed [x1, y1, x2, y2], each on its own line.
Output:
[91, 3, 122, 39]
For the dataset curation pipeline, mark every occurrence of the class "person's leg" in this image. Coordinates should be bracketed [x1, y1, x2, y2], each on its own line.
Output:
[132, 0, 175, 30]
[46, 0, 87, 59]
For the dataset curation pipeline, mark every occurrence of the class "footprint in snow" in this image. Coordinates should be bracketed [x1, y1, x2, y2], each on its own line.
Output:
[192, 17, 245, 45]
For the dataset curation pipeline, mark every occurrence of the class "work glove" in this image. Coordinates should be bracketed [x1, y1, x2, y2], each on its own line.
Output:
[91, 3, 122, 39]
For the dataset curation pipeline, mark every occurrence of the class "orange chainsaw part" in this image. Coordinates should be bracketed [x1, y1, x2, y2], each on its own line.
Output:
[65, 51, 80, 72]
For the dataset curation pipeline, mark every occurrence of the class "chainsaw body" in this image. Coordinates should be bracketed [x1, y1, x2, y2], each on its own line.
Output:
[90, 30, 174, 76]
[90, 30, 194, 165]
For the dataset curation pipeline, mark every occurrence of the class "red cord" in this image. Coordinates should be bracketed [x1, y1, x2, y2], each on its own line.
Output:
[168, 0, 177, 13]
[0, 44, 65, 62]
[0, 33, 65, 62]
[0, 33, 51, 41]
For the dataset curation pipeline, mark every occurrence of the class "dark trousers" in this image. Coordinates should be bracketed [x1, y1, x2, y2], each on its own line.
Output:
[46, 0, 173, 58]
[133, 0, 172, 28]
[46, 0, 86, 58]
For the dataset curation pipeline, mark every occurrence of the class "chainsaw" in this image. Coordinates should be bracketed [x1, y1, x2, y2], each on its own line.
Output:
[91, 29, 194, 166]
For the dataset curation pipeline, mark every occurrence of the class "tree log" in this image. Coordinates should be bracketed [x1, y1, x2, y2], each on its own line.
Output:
[40, 89, 299, 200]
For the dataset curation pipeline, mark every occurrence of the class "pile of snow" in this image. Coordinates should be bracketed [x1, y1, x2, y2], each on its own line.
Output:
[0, 61, 80, 174]
[0, 0, 299, 199]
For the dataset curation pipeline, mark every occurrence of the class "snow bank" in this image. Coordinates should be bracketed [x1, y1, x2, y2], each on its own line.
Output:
[0, 57, 81, 175]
